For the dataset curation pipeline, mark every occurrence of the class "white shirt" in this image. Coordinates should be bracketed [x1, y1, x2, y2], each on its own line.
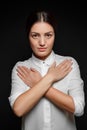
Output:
[8, 51, 85, 130]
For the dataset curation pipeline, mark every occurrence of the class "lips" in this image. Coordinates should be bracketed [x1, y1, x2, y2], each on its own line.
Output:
[38, 48, 47, 52]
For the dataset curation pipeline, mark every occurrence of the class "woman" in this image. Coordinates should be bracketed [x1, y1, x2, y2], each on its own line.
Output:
[9, 10, 85, 130]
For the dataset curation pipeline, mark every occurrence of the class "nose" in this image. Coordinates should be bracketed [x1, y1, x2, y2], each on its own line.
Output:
[39, 36, 46, 46]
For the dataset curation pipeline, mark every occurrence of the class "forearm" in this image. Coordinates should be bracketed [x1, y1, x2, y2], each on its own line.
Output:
[14, 59, 73, 116]
[13, 74, 53, 117]
[45, 87, 75, 113]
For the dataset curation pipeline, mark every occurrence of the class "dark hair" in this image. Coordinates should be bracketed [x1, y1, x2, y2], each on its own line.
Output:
[26, 10, 58, 38]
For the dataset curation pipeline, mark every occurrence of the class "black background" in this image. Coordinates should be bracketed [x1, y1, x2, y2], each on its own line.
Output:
[0, 2, 87, 130]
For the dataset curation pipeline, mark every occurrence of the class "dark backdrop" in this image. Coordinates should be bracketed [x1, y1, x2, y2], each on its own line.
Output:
[0, 2, 87, 130]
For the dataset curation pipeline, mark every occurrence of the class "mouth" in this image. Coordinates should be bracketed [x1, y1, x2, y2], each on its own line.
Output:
[38, 48, 47, 52]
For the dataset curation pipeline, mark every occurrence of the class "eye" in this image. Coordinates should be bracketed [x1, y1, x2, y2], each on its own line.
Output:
[45, 33, 53, 39]
[31, 33, 39, 39]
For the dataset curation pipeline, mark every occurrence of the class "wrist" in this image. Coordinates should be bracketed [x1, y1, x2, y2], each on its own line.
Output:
[44, 73, 54, 85]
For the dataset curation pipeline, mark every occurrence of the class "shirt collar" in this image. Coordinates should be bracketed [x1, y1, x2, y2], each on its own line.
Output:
[31, 51, 55, 67]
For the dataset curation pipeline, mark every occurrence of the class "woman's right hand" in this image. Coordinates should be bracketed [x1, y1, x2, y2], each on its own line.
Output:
[16, 66, 42, 88]
[47, 59, 73, 83]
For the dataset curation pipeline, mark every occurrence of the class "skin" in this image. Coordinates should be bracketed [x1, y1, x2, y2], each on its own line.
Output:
[29, 22, 55, 60]
[13, 22, 75, 117]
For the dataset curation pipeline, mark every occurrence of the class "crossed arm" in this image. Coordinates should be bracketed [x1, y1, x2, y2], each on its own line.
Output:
[13, 59, 75, 117]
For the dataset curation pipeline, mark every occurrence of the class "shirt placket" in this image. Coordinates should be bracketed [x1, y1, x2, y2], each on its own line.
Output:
[41, 62, 51, 129]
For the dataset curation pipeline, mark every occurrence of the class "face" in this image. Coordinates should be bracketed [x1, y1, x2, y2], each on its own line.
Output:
[29, 22, 55, 60]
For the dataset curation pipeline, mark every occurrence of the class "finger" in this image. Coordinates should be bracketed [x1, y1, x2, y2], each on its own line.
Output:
[17, 66, 30, 75]
[62, 60, 73, 69]
[16, 67, 26, 78]
[50, 61, 56, 68]
[30, 67, 38, 72]
[17, 72, 27, 84]
[17, 69, 26, 79]
[57, 59, 72, 68]
[63, 67, 72, 76]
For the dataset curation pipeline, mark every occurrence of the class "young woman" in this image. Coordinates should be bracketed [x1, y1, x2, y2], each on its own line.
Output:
[9, 10, 85, 130]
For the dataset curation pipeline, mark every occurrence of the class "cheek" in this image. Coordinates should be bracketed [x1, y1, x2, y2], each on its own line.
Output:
[30, 44, 37, 51]
[48, 40, 54, 48]
[29, 40, 37, 49]
[29, 37, 36, 46]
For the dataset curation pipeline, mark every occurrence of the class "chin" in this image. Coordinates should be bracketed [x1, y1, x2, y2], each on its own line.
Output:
[38, 52, 51, 60]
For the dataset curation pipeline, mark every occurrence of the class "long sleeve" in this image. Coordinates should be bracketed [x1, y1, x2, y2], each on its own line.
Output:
[8, 62, 29, 107]
[68, 58, 85, 116]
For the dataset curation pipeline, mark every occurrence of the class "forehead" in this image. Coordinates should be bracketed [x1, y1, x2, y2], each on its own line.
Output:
[30, 22, 54, 33]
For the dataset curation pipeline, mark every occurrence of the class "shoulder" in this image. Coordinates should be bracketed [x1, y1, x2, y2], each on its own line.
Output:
[12, 58, 32, 72]
[55, 53, 79, 67]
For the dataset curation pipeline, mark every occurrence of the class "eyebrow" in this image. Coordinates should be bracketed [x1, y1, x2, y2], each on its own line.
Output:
[31, 31, 54, 34]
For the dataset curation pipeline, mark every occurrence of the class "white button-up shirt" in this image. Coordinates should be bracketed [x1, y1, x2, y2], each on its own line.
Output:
[8, 51, 85, 130]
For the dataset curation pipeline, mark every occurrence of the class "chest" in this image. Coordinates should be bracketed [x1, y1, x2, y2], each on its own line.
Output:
[29, 61, 70, 93]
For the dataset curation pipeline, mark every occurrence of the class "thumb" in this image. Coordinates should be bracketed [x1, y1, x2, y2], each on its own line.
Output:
[50, 61, 56, 68]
